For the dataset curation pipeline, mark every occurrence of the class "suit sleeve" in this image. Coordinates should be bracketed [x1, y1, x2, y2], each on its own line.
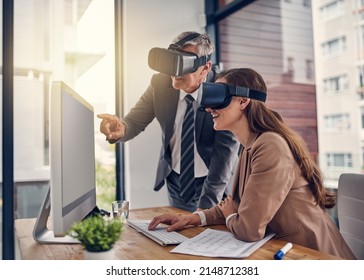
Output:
[224, 133, 296, 242]
[118, 76, 158, 142]
[197, 130, 239, 209]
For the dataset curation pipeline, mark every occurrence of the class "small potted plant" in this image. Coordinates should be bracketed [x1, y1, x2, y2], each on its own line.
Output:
[68, 214, 123, 259]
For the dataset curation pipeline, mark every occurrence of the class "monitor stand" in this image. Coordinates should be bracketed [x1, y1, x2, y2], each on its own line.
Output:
[32, 185, 80, 244]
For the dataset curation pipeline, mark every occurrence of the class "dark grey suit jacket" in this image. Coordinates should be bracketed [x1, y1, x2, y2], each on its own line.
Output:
[119, 74, 239, 208]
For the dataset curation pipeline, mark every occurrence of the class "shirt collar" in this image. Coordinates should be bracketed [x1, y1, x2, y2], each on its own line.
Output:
[179, 86, 200, 102]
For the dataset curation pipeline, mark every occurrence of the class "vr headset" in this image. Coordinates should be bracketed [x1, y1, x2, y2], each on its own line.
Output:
[148, 32, 211, 77]
[200, 82, 267, 110]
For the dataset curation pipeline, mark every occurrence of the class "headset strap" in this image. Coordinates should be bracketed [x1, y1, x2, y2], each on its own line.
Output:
[228, 85, 267, 102]
[194, 54, 212, 67]
[168, 32, 201, 50]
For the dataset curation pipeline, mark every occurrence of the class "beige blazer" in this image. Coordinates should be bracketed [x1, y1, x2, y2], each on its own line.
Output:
[203, 132, 356, 260]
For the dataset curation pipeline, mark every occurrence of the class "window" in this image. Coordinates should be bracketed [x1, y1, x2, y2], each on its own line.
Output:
[324, 114, 351, 131]
[11, 0, 115, 220]
[322, 36, 346, 56]
[361, 107, 364, 129]
[358, 66, 364, 87]
[326, 153, 353, 167]
[303, 0, 311, 8]
[320, 0, 344, 20]
[323, 75, 348, 93]
[306, 59, 314, 80]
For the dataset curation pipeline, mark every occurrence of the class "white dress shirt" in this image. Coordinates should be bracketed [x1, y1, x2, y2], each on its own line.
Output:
[169, 86, 209, 178]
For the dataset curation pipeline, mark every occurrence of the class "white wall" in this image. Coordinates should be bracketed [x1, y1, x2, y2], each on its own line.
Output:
[123, 0, 205, 209]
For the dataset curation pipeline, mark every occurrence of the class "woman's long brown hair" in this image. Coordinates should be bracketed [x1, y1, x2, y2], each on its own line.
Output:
[217, 68, 336, 208]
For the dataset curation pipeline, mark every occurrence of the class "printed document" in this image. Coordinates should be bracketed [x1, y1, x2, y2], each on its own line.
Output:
[171, 228, 275, 258]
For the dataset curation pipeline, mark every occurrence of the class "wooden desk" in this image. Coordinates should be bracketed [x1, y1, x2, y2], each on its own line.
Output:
[15, 206, 341, 260]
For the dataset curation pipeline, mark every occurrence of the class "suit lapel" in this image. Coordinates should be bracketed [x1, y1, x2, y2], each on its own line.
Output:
[195, 109, 205, 142]
[164, 86, 179, 149]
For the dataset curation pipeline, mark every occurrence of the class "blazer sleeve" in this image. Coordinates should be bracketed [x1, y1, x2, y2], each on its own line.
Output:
[118, 75, 161, 142]
[225, 133, 296, 242]
[197, 130, 240, 209]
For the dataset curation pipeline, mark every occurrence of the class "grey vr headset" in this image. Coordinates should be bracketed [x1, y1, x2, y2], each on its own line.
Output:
[148, 32, 211, 77]
[200, 82, 267, 110]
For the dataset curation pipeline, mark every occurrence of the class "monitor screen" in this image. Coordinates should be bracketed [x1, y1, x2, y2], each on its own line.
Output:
[33, 81, 97, 243]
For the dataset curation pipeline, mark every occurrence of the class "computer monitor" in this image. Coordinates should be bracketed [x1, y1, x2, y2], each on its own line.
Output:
[33, 81, 97, 243]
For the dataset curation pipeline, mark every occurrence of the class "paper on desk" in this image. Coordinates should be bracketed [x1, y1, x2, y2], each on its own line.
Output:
[171, 228, 275, 258]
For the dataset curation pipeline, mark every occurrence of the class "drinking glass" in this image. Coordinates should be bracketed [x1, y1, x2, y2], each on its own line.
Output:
[111, 200, 129, 221]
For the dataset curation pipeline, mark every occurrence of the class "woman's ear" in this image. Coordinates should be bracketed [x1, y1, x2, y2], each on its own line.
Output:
[239, 98, 250, 109]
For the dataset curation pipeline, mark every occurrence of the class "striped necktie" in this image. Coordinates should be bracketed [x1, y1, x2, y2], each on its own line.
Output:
[180, 94, 196, 203]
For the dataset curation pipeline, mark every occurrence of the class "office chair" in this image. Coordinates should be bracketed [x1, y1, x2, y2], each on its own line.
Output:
[337, 173, 364, 259]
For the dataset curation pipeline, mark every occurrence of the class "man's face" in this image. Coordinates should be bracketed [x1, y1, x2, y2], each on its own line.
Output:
[171, 45, 211, 93]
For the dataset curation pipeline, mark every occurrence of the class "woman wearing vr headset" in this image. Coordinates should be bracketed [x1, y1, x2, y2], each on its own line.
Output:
[149, 68, 356, 259]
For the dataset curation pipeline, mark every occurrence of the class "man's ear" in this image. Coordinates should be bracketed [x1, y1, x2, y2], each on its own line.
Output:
[202, 61, 212, 75]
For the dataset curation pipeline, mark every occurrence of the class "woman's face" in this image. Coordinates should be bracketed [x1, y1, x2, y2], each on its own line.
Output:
[205, 77, 245, 131]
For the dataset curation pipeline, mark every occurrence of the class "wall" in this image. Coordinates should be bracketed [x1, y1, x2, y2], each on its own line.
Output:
[122, 0, 205, 209]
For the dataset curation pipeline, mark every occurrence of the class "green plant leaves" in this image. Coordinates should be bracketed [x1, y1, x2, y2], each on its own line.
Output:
[68, 215, 123, 252]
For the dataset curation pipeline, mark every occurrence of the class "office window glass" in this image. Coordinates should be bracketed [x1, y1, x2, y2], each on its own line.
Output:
[218, 0, 319, 161]
[11, 0, 115, 222]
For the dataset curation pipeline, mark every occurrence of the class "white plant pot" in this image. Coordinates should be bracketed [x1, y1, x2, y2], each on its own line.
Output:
[83, 248, 115, 260]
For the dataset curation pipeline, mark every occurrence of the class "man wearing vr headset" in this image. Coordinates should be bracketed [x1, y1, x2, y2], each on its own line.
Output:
[98, 31, 239, 212]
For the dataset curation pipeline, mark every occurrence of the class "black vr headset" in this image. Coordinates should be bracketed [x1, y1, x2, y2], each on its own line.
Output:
[148, 32, 211, 77]
[200, 82, 267, 110]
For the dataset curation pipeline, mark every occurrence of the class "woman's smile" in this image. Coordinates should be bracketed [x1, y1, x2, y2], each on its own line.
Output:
[211, 112, 220, 119]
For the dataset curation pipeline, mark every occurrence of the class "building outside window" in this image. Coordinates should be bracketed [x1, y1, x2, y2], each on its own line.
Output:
[323, 74, 348, 93]
[320, 0, 344, 20]
[322, 36, 346, 56]
[326, 153, 353, 168]
[324, 113, 351, 131]
[0, 0, 115, 258]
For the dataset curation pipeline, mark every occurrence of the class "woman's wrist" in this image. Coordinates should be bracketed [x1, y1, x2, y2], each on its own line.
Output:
[192, 211, 206, 226]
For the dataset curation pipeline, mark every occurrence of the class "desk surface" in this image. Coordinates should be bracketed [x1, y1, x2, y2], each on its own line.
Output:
[15, 206, 341, 260]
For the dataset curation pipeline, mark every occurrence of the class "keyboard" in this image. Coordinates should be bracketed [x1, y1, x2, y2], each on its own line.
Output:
[127, 219, 188, 246]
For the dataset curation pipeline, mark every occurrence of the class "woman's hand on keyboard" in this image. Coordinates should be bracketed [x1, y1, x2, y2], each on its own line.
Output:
[148, 214, 200, 232]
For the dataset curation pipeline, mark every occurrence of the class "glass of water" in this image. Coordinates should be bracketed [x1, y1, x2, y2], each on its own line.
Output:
[111, 200, 129, 221]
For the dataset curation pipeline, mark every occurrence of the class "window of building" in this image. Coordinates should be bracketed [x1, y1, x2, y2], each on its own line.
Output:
[320, 0, 344, 20]
[326, 153, 353, 167]
[10, 0, 115, 220]
[324, 113, 351, 131]
[323, 74, 348, 93]
[303, 0, 311, 8]
[358, 65, 364, 88]
[361, 107, 364, 129]
[306, 59, 314, 80]
[322, 36, 346, 56]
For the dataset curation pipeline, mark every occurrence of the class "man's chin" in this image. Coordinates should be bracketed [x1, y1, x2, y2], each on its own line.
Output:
[172, 78, 185, 89]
